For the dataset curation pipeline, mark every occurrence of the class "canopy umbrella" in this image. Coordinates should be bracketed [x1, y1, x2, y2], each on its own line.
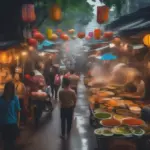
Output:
[96, 53, 117, 60]
[38, 40, 55, 51]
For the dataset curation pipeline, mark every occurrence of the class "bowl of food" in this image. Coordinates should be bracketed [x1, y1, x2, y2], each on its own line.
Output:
[112, 126, 132, 137]
[101, 128, 114, 136]
[113, 114, 126, 121]
[131, 128, 145, 137]
[122, 118, 145, 127]
[94, 128, 102, 135]
[129, 106, 141, 115]
[100, 119, 121, 127]
[94, 112, 112, 120]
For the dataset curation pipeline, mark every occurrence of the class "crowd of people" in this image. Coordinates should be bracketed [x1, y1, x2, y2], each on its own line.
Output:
[0, 61, 80, 150]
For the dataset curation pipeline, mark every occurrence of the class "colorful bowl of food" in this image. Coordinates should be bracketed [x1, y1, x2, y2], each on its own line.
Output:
[131, 128, 145, 137]
[100, 119, 121, 127]
[94, 112, 112, 120]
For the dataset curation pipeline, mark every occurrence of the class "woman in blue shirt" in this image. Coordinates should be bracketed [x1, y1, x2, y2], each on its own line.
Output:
[0, 81, 21, 150]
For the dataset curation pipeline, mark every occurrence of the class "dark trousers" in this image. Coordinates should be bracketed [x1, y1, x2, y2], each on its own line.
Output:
[2, 124, 19, 150]
[60, 107, 74, 136]
[51, 84, 59, 99]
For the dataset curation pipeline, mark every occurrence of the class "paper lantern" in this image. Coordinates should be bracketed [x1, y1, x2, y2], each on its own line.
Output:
[47, 28, 53, 39]
[112, 37, 121, 46]
[33, 32, 45, 41]
[62, 34, 69, 41]
[50, 4, 62, 21]
[88, 32, 93, 38]
[143, 34, 150, 47]
[77, 32, 85, 39]
[103, 31, 113, 39]
[0, 51, 12, 64]
[97, 5, 109, 24]
[22, 4, 36, 22]
[68, 29, 75, 34]
[94, 28, 101, 40]
[51, 34, 58, 41]
[28, 38, 38, 47]
[85, 36, 91, 40]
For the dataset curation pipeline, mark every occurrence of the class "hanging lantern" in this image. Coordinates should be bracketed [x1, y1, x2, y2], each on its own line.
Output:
[77, 32, 85, 39]
[112, 37, 121, 46]
[49, 4, 62, 21]
[85, 36, 91, 40]
[33, 32, 45, 41]
[94, 28, 101, 40]
[51, 34, 58, 41]
[68, 29, 75, 34]
[103, 31, 113, 39]
[97, 5, 109, 24]
[47, 28, 53, 39]
[0, 51, 12, 64]
[28, 38, 38, 47]
[61, 34, 69, 41]
[88, 32, 93, 38]
[56, 29, 62, 33]
[22, 4, 36, 22]
[143, 34, 150, 47]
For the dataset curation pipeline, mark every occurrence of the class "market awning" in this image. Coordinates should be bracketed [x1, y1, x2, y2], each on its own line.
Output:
[106, 6, 150, 37]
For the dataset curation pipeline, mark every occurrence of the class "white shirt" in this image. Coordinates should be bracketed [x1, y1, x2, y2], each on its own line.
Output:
[135, 80, 145, 97]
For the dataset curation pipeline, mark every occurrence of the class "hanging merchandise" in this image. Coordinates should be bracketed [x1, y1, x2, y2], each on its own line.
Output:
[51, 34, 58, 41]
[94, 28, 101, 40]
[28, 38, 38, 47]
[103, 31, 113, 39]
[49, 4, 62, 21]
[47, 28, 53, 40]
[77, 32, 85, 39]
[56, 29, 63, 33]
[61, 34, 69, 41]
[22, 4, 36, 22]
[0, 51, 12, 64]
[68, 29, 75, 34]
[97, 5, 109, 24]
[143, 34, 150, 47]
[112, 37, 121, 46]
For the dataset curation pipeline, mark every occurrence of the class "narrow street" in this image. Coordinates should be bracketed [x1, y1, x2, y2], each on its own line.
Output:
[20, 77, 96, 150]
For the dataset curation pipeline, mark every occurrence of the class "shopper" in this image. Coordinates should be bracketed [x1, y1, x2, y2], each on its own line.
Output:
[59, 78, 76, 139]
[54, 72, 61, 100]
[69, 70, 80, 94]
[0, 81, 21, 150]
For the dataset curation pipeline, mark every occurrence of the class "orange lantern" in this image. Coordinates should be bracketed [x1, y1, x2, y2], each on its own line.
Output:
[51, 34, 58, 41]
[97, 6, 109, 24]
[77, 32, 85, 39]
[0, 51, 12, 64]
[112, 37, 121, 46]
[94, 28, 101, 40]
[28, 38, 38, 47]
[103, 31, 113, 39]
[33, 32, 45, 41]
[62, 34, 69, 41]
[68, 29, 75, 34]
[56, 29, 63, 33]
[50, 4, 62, 21]
[143, 34, 150, 47]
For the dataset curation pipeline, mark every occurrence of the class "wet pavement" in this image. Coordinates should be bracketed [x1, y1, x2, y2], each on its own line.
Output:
[20, 78, 96, 150]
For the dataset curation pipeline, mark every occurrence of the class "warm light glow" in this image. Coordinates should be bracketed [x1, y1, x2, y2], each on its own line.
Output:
[22, 51, 27, 56]
[39, 52, 45, 56]
[29, 46, 34, 51]
[16, 56, 19, 60]
[109, 43, 115, 48]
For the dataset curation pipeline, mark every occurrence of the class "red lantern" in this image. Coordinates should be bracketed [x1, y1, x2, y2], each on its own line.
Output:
[112, 37, 121, 46]
[33, 32, 45, 41]
[22, 4, 36, 22]
[77, 32, 85, 39]
[28, 38, 38, 47]
[103, 31, 113, 39]
[97, 6, 109, 24]
[61, 34, 69, 41]
[94, 28, 101, 40]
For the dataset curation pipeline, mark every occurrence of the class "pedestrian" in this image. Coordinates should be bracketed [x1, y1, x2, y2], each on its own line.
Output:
[0, 81, 21, 150]
[59, 78, 76, 139]
[54, 72, 61, 100]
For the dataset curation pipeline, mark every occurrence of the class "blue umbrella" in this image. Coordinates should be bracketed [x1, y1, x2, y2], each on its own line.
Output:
[96, 53, 117, 60]
[38, 40, 55, 51]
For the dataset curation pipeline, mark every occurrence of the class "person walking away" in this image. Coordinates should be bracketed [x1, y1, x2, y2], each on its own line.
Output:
[14, 73, 27, 125]
[59, 78, 76, 139]
[0, 81, 21, 150]
[49, 66, 55, 99]
[69, 70, 80, 94]
[54, 72, 61, 100]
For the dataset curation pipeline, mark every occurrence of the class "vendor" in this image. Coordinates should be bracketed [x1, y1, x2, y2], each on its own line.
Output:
[125, 75, 145, 97]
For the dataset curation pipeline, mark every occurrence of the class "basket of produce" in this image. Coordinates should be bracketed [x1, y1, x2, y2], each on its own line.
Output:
[94, 128, 114, 136]
[100, 119, 121, 127]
